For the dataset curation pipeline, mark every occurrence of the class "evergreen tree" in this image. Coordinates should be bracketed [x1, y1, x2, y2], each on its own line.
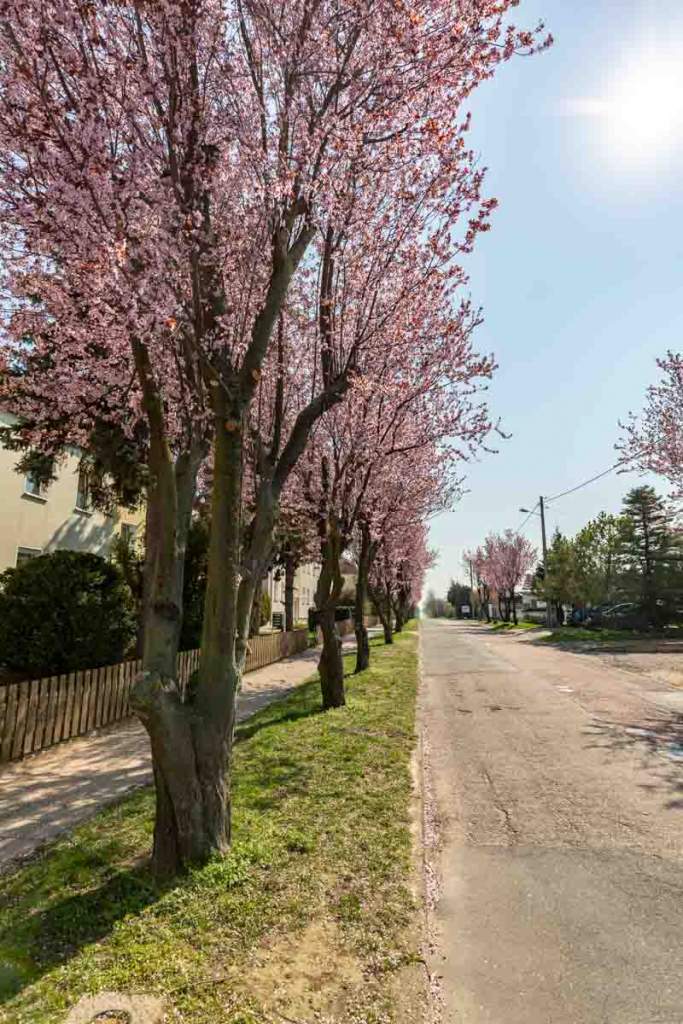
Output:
[619, 486, 677, 624]
[573, 512, 625, 608]
[537, 530, 577, 624]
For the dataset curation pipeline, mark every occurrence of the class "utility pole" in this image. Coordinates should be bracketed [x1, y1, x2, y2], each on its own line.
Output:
[539, 495, 552, 628]
[520, 498, 553, 629]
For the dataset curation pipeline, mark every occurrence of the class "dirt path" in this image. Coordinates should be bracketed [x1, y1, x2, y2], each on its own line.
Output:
[420, 618, 683, 1024]
[0, 645, 325, 872]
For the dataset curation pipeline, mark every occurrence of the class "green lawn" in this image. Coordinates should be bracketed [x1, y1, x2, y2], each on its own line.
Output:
[540, 626, 660, 644]
[0, 627, 421, 1024]
[489, 620, 542, 632]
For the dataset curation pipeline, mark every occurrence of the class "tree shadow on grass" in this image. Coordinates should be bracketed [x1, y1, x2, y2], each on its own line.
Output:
[0, 857, 164, 1003]
[0, 650, 398, 1005]
[235, 752, 314, 813]
[234, 680, 325, 744]
[584, 712, 683, 810]
[0, 689, 323, 1004]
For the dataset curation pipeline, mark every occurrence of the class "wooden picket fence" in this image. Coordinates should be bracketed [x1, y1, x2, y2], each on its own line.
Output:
[0, 628, 308, 765]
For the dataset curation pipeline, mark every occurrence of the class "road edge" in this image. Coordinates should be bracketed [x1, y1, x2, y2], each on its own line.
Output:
[411, 620, 444, 1024]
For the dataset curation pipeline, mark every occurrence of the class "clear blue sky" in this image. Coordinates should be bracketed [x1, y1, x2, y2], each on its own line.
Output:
[426, 0, 683, 598]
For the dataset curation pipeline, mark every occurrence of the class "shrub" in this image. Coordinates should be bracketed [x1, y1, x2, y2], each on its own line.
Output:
[0, 550, 136, 677]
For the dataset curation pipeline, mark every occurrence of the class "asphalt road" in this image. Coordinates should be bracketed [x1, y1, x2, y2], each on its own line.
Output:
[420, 619, 683, 1024]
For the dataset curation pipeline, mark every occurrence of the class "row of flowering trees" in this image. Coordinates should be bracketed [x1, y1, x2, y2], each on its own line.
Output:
[0, 1, 549, 874]
[463, 531, 537, 623]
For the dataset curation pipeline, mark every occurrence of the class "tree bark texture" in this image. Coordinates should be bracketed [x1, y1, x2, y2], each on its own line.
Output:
[318, 604, 345, 708]
[370, 581, 393, 645]
[133, 408, 244, 876]
[249, 577, 264, 638]
[315, 513, 346, 708]
[129, 339, 217, 876]
[354, 525, 372, 674]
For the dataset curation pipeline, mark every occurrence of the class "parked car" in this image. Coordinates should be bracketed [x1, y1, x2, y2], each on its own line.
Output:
[602, 603, 648, 630]
[583, 604, 614, 627]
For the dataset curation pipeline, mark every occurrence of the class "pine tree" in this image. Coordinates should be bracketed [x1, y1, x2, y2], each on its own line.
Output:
[619, 486, 677, 624]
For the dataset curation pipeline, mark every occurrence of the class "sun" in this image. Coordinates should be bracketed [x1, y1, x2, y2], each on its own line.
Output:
[604, 55, 683, 161]
[566, 48, 683, 172]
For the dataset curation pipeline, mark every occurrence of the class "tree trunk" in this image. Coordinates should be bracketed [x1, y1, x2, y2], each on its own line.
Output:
[371, 583, 393, 645]
[284, 554, 295, 632]
[354, 525, 371, 674]
[134, 674, 231, 875]
[318, 604, 345, 708]
[137, 496, 159, 658]
[130, 443, 205, 876]
[355, 620, 370, 673]
[249, 577, 263, 638]
[130, 206, 318, 876]
[511, 590, 518, 625]
[314, 513, 346, 707]
[137, 408, 253, 876]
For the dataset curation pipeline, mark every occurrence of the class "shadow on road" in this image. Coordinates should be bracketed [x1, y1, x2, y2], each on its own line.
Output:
[584, 713, 683, 810]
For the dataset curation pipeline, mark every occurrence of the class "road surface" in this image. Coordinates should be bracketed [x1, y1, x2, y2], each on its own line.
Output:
[420, 619, 683, 1024]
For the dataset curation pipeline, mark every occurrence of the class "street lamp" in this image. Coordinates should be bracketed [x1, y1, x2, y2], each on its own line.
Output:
[520, 497, 552, 628]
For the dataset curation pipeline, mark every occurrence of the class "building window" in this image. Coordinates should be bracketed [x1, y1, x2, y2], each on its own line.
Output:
[23, 470, 45, 498]
[75, 466, 90, 511]
[120, 523, 137, 545]
[16, 546, 42, 566]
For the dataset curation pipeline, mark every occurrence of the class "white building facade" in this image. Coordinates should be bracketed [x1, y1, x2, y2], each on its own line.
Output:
[265, 562, 320, 627]
[0, 411, 144, 573]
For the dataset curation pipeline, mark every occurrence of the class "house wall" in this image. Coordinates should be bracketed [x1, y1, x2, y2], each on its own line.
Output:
[266, 561, 320, 625]
[0, 412, 144, 572]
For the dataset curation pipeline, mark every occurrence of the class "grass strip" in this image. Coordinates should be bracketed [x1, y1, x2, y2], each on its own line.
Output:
[0, 626, 420, 1024]
[489, 620, 541, 632]
[539, 627, 660, 644]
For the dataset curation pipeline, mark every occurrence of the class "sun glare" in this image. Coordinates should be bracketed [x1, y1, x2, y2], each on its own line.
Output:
[567, 48, 683, 175]
[604, 55, 683, 161]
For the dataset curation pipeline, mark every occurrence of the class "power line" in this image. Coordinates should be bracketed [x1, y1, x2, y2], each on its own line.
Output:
[545, 456, 640, 505]
[510, 449, 645, 537]
[514, 502, 539, 534]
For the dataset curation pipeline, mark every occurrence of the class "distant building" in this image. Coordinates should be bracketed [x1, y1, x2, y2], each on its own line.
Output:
[0, 411, 144, 572]
[518, 589, 547, 613]
[266, 562, 320, 626]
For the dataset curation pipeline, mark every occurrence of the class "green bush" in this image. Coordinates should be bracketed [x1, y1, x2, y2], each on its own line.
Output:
[0, 551, 136, 677]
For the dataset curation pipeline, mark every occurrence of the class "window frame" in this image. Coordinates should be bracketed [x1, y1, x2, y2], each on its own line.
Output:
[75, 466, 91, 513]
[16, 546, 42, 566]
[120, 523, 138, 545]
[22, 470, 47, 501]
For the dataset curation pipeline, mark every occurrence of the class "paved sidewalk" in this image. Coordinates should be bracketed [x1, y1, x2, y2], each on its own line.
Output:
[0, 645, 323, 872]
